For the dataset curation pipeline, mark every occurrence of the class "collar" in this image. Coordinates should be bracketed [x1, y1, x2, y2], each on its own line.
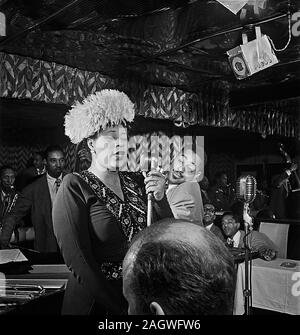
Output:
[232, 230, 241, 248]
[206, 223, 213, 231]
[167, 184, 177, 192]
[36, 167, 46, 175]
[47, 173, 63, 182]
[1, 188, 11, 197]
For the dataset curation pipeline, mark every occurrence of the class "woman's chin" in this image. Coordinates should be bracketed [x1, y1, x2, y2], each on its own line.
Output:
[108, 159, 127, 171]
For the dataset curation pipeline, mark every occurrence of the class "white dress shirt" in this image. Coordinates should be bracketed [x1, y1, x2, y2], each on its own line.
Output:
[206, 223, 213, 231]
[232, 230, 241, 248]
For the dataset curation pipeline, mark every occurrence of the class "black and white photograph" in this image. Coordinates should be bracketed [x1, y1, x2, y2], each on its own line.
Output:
[0, 0, 299, 331]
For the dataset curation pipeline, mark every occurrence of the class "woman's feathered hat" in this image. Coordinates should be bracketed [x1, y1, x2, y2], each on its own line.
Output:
[64, 89, 135, 144]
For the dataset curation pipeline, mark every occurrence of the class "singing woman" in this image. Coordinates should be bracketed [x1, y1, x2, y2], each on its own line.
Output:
[52, 89, 173, 315]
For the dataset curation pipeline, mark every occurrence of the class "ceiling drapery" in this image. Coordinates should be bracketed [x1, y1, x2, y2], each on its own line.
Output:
[0, 51, 298, 138]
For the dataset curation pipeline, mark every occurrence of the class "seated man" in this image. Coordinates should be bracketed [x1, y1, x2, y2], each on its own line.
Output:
[221, 212, 277, 261]
[166, 148, 204, 224]
[203, 203, 225, 241]
[123, 219, 235, 315]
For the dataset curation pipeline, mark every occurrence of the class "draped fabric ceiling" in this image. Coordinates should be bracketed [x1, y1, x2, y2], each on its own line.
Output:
[0, 0, 299, 138]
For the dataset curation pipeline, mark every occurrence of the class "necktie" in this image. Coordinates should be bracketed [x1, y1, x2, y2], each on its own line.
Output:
[55, 178, 61, 193]
[227, 237, 234, 248]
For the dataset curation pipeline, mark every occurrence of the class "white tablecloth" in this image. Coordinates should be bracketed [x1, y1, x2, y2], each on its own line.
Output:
[234, 258, 300, 315]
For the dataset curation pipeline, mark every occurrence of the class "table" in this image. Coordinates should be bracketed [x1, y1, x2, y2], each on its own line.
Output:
[234, 258, 300, 315]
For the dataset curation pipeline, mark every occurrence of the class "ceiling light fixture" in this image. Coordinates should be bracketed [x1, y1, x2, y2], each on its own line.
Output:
[216, 0, 248, 15]
[226, 26, 278, 80]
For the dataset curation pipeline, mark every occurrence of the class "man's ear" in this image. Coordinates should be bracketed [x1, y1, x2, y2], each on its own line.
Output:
[150, 302, 165, 315]
[237, 222, 240, 230]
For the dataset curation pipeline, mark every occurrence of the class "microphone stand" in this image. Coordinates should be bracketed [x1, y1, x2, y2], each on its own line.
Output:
[243, 202, 253, 315]
[142, 169, 153, 227]
[147, 193, 153, 227]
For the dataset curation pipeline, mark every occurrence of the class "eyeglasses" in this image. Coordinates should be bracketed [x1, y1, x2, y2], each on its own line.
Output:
[204, 208, 215, 213]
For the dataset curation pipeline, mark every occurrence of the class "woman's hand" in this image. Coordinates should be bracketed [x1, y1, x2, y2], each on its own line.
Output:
[144, 170, 167, 201]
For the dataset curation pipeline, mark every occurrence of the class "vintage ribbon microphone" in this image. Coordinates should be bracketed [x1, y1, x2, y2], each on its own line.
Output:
[236, 175, 257, 315]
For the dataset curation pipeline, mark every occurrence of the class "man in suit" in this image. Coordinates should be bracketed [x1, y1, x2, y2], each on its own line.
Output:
[0, 145, 66, 252]
[15, 151, 46, 191]
[221, 212, 277, 261]
[123, 219, 235, 315]
[203, 203, 225, 241]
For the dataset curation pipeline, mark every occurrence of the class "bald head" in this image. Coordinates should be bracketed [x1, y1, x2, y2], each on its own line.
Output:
[123, 219, 235, 315]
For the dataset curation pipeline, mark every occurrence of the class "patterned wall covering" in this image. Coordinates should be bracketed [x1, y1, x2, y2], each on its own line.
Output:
[0, 143, 76, 174]
[72, 134, 204, 174]
[0, 135, 204, 176]
[0, 52, 298, 139]
[230, 99, 299, 139]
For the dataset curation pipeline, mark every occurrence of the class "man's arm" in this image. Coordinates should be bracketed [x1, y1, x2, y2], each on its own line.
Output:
[0, 190, 32, 248]
[250, 231, 277, 261]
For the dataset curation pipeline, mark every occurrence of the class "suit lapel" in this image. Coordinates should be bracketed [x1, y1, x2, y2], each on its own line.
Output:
[0, 195, 4, 218]
[42, 173, 66, 210]
[40, 174, 52, 212]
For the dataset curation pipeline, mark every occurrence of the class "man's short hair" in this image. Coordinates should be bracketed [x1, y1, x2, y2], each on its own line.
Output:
[124, 219, 235, 315]
[221, 211, 241, 224]
[44, 145, 64, 159]
[204, 202, 215, 210]
[0, 165, 15, 177]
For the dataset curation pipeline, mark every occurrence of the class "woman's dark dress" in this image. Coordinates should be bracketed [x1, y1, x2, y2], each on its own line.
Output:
[52, 171, 172, 314]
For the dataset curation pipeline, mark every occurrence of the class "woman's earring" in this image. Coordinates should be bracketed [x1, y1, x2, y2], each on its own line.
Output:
[91, 148, 96, 154]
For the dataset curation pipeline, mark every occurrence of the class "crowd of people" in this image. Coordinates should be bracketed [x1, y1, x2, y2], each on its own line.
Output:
[0, 88, 298, 315]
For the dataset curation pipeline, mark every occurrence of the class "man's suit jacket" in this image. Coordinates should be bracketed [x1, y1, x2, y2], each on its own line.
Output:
[15, 166, 44, 191]
[210, 223, 225, 242]
[167, 182, 204, 225]
[0, 174, 60, 252]
[238, 230, 277, 253]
